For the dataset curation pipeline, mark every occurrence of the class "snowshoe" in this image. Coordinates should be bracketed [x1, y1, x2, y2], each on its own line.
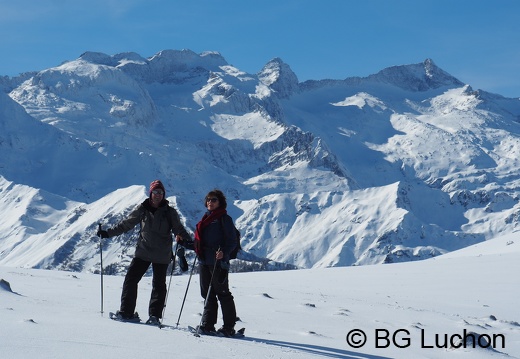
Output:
[109, 311, 141, 323]
[188, 325, 217, 336]
[145, 316, 160, 326]
[218, 327, 245, 338]
[217, 327, 236, 337]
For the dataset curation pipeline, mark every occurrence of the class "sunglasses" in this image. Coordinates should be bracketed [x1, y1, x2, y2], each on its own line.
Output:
[151, 190, 164, 195]
[206, 197, 219, 203]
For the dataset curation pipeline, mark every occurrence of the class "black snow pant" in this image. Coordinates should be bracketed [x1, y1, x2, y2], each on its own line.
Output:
[120, 257, 169, 318]
[199, 263, 237, 330]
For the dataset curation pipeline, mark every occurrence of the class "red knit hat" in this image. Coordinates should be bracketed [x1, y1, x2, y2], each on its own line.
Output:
[149, 180, 165, 197]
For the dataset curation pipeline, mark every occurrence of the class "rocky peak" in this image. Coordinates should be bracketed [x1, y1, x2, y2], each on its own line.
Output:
[258, 57, 299, 98]
[368, 58, 464, 91]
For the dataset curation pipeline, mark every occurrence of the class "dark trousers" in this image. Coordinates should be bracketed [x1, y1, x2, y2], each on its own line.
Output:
[199, 263, 237, 329]
[120, 257, 169, 318]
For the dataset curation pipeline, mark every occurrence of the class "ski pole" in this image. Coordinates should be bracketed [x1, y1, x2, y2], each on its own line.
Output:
[176, 255, 198, 327]
[195, 247, 220, 337]
[97, 223, 104, 316]
[159, 242, 178, 328]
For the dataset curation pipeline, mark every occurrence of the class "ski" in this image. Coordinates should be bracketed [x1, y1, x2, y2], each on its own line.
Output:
[188, 325, 245, 338]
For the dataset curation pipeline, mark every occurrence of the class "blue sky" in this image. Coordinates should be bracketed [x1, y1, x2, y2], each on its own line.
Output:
[2, 0, 519, 97]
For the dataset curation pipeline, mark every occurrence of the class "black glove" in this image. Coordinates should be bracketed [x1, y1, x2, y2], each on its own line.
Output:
[97, 229, 109, 238]
[176, 246, 189, 272]
[219, 260, 230, 271]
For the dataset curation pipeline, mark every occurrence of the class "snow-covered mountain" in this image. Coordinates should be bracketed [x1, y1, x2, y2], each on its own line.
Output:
[1, 49, 520, 273]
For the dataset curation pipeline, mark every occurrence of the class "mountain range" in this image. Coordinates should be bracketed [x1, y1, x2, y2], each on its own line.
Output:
[1, 49, 520, 274]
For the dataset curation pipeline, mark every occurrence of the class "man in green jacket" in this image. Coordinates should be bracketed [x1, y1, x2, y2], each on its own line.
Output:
[98, 180, 191, 324]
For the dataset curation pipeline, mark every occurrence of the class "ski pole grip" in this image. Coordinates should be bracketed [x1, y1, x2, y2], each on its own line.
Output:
[98, 223, 102, 236]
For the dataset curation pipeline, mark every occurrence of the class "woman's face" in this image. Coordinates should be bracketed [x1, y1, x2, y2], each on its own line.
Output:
[150, 189, 164, 207]
[206, 196, 220, 211]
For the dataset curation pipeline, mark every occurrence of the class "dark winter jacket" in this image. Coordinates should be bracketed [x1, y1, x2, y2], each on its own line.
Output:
[107, 199, 192, 264]
[193, 212, 237, 266]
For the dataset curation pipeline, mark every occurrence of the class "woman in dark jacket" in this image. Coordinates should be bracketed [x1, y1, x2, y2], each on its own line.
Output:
[98, 180, 192, 324]
[181, 189, 238, 336]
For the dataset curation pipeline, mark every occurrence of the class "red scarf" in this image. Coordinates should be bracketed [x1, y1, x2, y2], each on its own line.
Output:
[194, 207, 227, 256]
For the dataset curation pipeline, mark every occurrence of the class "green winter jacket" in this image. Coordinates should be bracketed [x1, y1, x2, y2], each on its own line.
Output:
[107, 199, 191, 264]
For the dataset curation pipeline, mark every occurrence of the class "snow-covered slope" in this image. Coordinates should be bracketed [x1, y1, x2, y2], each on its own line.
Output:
[1, 51, 520, 272]
[1, 231, 519, 358]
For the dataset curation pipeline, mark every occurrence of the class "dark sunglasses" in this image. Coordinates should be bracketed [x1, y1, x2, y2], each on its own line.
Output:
[206, 197, 219, 203]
